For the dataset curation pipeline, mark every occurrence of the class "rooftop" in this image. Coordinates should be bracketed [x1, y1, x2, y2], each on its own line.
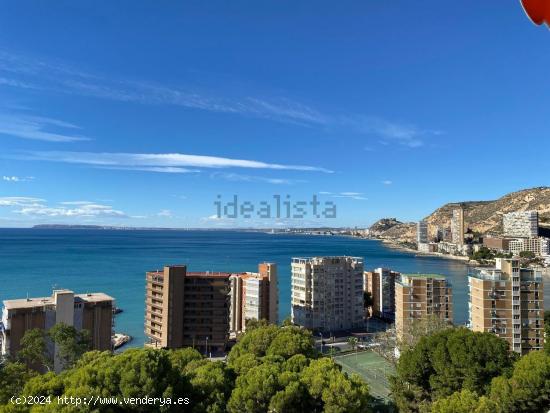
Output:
[3, 292, 114, 310]
[401, 273, 447, 280]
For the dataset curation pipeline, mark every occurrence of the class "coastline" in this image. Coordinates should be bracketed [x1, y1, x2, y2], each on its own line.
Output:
[378, 239, 471, 263]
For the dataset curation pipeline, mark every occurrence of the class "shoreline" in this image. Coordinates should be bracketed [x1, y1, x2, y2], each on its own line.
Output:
[378, 239, 472, 263]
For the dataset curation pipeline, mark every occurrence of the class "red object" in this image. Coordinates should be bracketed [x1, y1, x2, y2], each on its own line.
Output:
[521, 0, 550, 27]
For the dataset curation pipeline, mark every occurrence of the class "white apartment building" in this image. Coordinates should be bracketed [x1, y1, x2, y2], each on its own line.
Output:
[503, 211, 539, 238]
[291, 256, 364, 332]
[509, 237, 550, 257]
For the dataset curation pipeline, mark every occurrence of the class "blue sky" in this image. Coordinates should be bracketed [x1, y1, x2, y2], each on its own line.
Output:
[0, 1, 549, 228]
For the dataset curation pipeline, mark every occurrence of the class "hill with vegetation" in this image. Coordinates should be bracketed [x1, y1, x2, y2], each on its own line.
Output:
[370, 187, 550, 243]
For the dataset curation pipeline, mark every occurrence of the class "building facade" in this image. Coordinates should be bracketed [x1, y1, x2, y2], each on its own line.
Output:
[291, 256, 364, 332]
[395, 274, 453, 339]
[503, 211, 539, 238]
[363, 268, 400, 321]
[508, 237, 550, 257]
[1, 290, 113, 372]
[468, 258, 544, 354]
[145, 265, 231, 354]
[229, 263, 278, 334]
[417, 220, 429, 244]
[451, 207, 465, 245]
[483, 236, 512, 252]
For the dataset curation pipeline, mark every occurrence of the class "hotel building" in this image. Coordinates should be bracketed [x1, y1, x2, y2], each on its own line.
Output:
[395, 274, 453, 338]
[145, 266, 231, 353]
[468, 258, 544, 354]
[229, 263, 278, 334]
[503, 211, 539, 238]
[508, 237, 550, 257]
[363, 268, 400, 321]
[291, 256, 364, 332]
[1, 290, 114, 372]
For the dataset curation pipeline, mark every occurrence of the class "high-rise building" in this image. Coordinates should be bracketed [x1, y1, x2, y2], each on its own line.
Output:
[468, 258, 544, 354]
[451, 207, 465, 245]
[145, 266, 230, 354]
[1, 290, 114, 372]
[229, 263, 278, 334]
[395, 274, 453, 339]
[503, 211, 539, 238]
[417, 220, 429, 244]
[291, 256, 364, 332]
[363, 268, 400, 321]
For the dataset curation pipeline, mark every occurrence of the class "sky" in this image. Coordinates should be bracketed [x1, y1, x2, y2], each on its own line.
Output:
[0, 1, 549, 228]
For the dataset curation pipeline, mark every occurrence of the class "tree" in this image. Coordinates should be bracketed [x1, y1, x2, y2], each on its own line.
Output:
[519, 251, 536, 259]
[390, 328, 515, 412]
[398, 315, 452, 352]
[18, 329, 52, 371]
[48, 323, 91, 370]
[489, 350, 550, 412]
[348, 337, 359, 352]
[187, 360, 234, 413]
[0, 362, 37, 404]
[364, 291, 373, 308]
[431, 389, 497, 413]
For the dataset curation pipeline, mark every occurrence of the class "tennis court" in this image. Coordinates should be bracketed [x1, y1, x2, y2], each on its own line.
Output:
[334, 351, 395, 400]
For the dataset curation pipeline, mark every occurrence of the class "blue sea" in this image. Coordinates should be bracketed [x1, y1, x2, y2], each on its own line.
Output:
[1, 229, 546, 347]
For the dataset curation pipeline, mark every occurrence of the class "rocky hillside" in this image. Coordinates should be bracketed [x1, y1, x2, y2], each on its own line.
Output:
[370, 187, 550, 243]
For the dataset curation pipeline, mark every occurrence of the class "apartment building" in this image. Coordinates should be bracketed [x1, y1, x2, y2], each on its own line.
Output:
[468, 258, 544, 354]
[291, 256, 364, 332]
[503, 211, 539, 238]
[145, 265, 231, 354]
[229, 263, 278, 334]
[508, 237, 550, 257]
[363, 268, 400, 321]
[483, 236, 513, 252]
[1, 290, 113, 372]
[417, 220, 429, 244]
[395, 274, 453, 339]
[451, 207, 465, 245]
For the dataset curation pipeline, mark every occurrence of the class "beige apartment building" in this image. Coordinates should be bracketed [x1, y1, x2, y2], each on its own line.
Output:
[364, 268, 400, 321]
[229, 263, 278, 334]
[469, 258, 544, 354]
[1, 290, 114, 372]
[451, 207, 465, 245]
[395, 274, 453, 338]
[145, 265, 231, 354]
[291, 256, 364, 332]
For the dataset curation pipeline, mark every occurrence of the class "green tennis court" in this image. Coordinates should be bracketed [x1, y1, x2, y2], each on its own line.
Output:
[334, 351, 395, 400]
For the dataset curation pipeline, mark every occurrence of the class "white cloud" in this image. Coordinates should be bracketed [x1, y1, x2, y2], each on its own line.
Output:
[0, 197, 126, 218]
[157, 209, 173, 218]
[14, 202, 126, 218]
[18, 151, 332, 173]
[100, 166, 199, 174]
[0, 196, 44, 207]
[211, 172, 303, 185]
[322, 191, 368, 201]
[2, 176, 33, 182]
[0, 113, 88, 142]
[382, 180, 393, 185]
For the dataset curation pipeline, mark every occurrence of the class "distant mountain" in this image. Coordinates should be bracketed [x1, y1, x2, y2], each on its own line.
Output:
[370, 187, 550, 243]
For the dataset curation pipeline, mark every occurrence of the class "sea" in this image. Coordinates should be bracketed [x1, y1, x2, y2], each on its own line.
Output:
[1, 229, 548, 347]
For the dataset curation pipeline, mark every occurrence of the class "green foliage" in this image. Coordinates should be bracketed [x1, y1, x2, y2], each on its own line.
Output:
[18, 329, 51, 371]
[430, 389, 496, 413]
[390, 328, 514, 412]
[48, 323, 91, 370]
[0, 324, 374, 413]
[519, 251, 536, 259]
[545, 311, 550, 355]
[471, 246, 494, 261]
[489, 351, 550, 412]
[0, 362, 37, 404]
